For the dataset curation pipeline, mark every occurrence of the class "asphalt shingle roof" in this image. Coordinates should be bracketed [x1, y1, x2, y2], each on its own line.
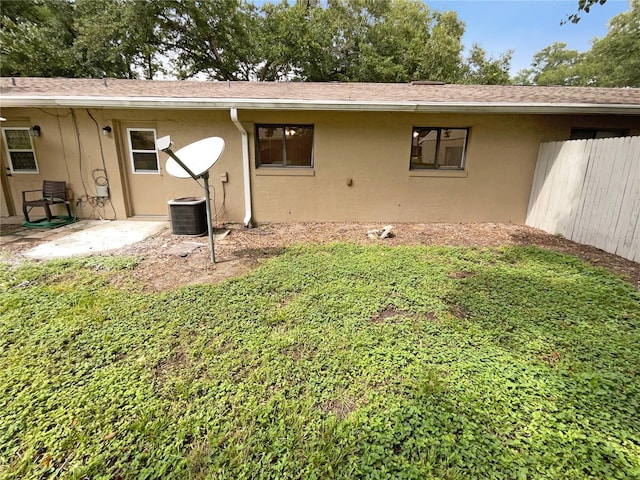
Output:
[2, 77, 640, 112]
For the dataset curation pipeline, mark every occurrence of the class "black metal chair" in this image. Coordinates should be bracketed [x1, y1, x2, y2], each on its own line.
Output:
[22, 180, 72, 223]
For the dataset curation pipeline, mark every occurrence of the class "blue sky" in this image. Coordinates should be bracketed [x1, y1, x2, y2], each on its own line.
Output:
[426, 0, 631, 73]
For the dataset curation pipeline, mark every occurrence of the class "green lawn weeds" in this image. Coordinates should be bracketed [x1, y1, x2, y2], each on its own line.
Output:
[0, 244, 638, 479]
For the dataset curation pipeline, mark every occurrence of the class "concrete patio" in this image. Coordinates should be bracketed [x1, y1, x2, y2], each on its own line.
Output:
[0, 216, 168, 260]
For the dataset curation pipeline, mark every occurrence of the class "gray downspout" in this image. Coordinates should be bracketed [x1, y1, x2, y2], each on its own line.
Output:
[230, 108, 253, 227]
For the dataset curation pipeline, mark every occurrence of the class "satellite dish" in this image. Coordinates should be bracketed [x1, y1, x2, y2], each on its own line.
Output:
[165, 137, 225, 178]
[156, 135, 226, 264]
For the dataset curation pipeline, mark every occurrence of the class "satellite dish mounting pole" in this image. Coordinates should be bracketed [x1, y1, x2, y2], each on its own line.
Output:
[159, 141, 216, 264]
[200, 171, 215, 263]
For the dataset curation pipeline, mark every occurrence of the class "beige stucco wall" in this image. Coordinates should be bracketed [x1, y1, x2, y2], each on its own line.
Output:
[1, 106, 638, 224]
[106, 109, 245, 222]
[242, 110, 640, 223]
[0, 108, 245, 223]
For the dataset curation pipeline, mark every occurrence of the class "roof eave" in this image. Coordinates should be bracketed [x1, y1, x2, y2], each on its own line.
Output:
[2, 96, 640, 115]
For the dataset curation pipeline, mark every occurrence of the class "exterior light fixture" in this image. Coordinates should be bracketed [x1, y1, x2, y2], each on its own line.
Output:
[102, 125, 112, 135]
[29, 125, 41, 137]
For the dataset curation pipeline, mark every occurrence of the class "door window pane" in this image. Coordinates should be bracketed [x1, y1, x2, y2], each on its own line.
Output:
[10, 152, 37, 171]
[132, 152, 160, 171]
[5, 129, 32, 150]
[128, 129, 159, 173]
[2, 128, 39, 173]
[130, 130, 156, 150]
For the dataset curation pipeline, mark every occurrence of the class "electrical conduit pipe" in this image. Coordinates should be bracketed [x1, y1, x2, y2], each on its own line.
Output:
[230, 108, 253, 227]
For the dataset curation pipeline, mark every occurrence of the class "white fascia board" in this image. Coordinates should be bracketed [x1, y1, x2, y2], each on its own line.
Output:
[2, 95, 640, 115]
[0, 96, 417, 111]
[414, 103, 640, 115]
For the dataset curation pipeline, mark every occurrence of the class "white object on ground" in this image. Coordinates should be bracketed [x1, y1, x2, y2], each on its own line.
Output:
[380, 225, 393, 239]
[366, 225, 393, 239]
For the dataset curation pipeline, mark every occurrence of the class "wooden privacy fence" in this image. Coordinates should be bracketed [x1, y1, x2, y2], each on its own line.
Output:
[526, 136, 639, 262]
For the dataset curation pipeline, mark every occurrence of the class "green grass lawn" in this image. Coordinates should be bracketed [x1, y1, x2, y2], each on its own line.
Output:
[0, 244, 639, 479]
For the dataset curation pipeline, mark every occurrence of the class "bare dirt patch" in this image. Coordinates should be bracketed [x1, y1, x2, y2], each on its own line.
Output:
[373, 305, 440, 324]
[448, 271, 476, 279]
[420, 312, 440, 323]
[448, 303, 471, 320]
[154, 350, 189, 382]
[372, 305, 406, 323]
[280, 343, 318, 361]
[3, 222, 639, 291]
[318, 396, 358, 420]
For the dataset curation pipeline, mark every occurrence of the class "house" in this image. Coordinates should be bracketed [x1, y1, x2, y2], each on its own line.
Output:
[1, 77, 639, 226]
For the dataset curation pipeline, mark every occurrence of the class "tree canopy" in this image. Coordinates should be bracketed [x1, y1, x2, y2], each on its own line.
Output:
[513, 42, 585, 86]
[0, 0, 512, 84]
[0, 0, 78, 77]
[586, 0, 640, 87]
[517, 0, 640, 87]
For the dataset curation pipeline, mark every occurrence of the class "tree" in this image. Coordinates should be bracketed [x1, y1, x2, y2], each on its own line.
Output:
[513, 42, 585, 86]
[255, 1, 337, 81]
[74, 0, 168, 79]
[255, 0, 469, 83]
[521, 1, 640, 87]
[583, 0, 640, 86]
[1, 0, 169, 79]
[462, 44, 512, 85]
[565, 0, 608, 24]
[161, 0, 260, 81]
[0, 0, 513, 84]
[0, 0, 78, 77]
[418, 10, 467, 83]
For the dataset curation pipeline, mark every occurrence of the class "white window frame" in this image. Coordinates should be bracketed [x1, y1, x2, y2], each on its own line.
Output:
[127, 128, 160, 174]
[1, 127, 39, 174]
